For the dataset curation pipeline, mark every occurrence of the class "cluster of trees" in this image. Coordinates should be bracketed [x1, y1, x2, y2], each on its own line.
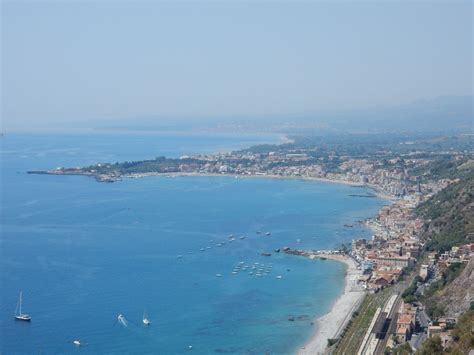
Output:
[81, 156, 207, 175]
[401, 276, 422, 304]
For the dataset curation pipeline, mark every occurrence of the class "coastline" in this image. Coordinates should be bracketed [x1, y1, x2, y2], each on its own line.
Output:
[31, 168, 393, 354]
[128, 172, 396, 201]
[11, 132, 456, 353]
[32, 169, 395, 202]
[298, 254, 365, 355]
[128, 171, 363, 186]
[106, 170, 388, 354]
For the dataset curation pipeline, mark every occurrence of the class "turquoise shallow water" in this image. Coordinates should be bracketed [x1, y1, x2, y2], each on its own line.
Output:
[0, 133, 385, 354]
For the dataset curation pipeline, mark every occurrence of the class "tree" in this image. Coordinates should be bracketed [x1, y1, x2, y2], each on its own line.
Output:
[392, 342, 413, 355]
[415, 336, 444, 355]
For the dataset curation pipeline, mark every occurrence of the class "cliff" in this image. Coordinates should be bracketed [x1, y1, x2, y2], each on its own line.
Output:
[434, 258, 473, 318]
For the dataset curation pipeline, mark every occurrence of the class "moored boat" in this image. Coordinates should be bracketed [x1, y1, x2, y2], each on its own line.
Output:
[14, 291, 31, 321]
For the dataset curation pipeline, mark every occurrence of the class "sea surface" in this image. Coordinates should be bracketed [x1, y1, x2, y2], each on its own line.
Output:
[0, 132, 386, 354]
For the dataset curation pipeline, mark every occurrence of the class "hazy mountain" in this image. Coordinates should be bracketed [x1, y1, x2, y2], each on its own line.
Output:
[324, 95, 473, 133]
[90, 95, 472, 134]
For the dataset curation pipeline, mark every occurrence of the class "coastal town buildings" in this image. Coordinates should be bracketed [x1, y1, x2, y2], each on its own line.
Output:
[395, 302, 417, 342]
[31, 135, 472, 354]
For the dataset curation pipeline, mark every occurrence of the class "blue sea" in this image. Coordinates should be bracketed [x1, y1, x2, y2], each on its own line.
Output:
[0, 133, 386, 354]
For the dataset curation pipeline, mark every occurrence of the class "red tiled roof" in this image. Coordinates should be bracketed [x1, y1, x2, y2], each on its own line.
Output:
[398, 314, 413, 324]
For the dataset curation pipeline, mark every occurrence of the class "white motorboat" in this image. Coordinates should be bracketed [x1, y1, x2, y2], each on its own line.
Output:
[143, 311, 151, 326]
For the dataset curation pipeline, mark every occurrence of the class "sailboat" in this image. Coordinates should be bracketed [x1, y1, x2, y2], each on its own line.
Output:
[142, 311, 151, 326]
[14, 291, 31, 321]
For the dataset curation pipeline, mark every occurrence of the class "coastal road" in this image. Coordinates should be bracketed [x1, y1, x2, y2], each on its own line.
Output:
[417, 308, 430, 330]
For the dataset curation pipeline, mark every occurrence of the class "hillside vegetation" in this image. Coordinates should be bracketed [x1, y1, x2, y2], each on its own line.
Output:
[415, 310, 474, 354]
[416, 172, 474, 252]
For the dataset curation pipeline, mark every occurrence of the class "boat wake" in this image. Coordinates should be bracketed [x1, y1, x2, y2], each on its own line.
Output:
[117, 314, 128, 327]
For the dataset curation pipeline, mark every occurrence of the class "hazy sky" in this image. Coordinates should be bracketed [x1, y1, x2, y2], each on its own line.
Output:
[1, 1, 472, 131]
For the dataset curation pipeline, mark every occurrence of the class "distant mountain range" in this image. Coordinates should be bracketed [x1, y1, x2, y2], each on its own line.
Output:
[322, 95, 473, 133]
[92, 95, 472, 134]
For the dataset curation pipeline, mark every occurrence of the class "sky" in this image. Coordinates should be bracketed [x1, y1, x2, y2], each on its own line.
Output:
[1, 1, 472, 132]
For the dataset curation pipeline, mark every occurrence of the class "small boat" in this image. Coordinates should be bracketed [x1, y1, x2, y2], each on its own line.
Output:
[73, 340, 82, 346]
[14, 291, 31, 321]
[265, 232, 271, 236]
[239, 236, 246, 240]
[215, 273, 222, 277]
[143, 311, 151, 326]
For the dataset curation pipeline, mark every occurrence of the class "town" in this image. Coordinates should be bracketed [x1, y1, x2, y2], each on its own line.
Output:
[281, 190, 472, 354]
[29, 133, 473, 354]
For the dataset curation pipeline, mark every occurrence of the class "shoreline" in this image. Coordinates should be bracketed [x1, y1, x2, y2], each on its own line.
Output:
[31, 169, 396, 202]
[31, 169, 393, 354]
[298, 254, 365, 355]
[128, 171, 367, 186]
[129, 172, 396, 201]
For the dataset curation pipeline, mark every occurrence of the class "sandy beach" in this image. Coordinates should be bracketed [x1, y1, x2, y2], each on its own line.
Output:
[297, 255, 365, 355]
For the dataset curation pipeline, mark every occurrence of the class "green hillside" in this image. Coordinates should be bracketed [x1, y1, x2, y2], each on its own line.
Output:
[416, 172, 474, 252]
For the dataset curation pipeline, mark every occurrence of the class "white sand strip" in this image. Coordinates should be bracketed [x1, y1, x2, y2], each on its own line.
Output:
[298, 255, 365, 355]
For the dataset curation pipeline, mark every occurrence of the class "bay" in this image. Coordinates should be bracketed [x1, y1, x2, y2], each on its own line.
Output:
[0, 133, 385, 354]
